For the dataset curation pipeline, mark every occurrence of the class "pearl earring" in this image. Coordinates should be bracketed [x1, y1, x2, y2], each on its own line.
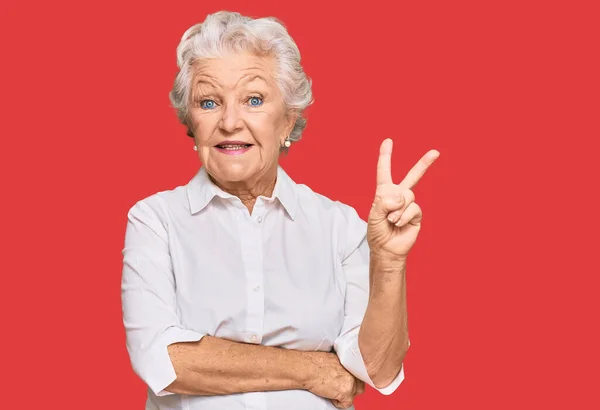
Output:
[193, 145, 198, 151]
[283, 138, 291, 148]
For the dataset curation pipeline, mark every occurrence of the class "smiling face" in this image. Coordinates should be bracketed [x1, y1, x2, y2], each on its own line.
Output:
[187, 52, 296, 188]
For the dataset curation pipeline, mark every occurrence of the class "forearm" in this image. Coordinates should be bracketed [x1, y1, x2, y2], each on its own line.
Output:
[165, 335, 317, 396]
[358, 256, 409, 388]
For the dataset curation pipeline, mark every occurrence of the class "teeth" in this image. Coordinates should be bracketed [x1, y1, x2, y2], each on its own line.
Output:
[219, 145, 248, 150]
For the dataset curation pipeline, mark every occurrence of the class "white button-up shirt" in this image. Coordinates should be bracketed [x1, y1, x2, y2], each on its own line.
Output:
[121, 165, 406, 410]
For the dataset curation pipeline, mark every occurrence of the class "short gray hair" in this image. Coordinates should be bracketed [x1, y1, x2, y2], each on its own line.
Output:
[169, 11, 313, 142]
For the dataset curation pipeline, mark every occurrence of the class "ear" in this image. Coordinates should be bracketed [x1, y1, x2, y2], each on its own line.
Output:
[185, 115, 196, 138]
[283, 109, 299, 140]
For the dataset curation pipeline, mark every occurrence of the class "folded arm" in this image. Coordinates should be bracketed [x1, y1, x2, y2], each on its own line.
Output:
[164, 335, 316, 395]
[121, 199, 355, 400]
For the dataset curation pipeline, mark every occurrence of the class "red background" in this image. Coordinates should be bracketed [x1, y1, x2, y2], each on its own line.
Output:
[1, 0, 599, 409]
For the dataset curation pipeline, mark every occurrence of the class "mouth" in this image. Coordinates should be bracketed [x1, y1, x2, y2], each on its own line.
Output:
[215, 143, 253, 150]
[214, 142, 254, 155]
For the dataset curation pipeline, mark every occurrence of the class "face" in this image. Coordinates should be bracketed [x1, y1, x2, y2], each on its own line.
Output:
[187, 52, 295, 186]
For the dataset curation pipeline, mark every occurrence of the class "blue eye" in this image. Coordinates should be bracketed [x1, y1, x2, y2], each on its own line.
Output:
[248, 96, 263, 106]
[200, 100, 216, 109]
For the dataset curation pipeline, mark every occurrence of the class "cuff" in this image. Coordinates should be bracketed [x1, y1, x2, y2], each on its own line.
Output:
[136, 327, 205, 396]
[335, 333, 409, 395]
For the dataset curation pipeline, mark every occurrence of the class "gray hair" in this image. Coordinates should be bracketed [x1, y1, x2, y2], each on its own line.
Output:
[169, 11, 313, 143]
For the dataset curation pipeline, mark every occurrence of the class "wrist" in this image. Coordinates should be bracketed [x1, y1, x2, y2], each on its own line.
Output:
[370, 247, 407, 262]
[370, 252, 407, 274]
[295, 351, 320, 391]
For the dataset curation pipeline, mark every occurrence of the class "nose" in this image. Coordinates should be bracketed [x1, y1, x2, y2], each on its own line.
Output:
[219, 102, 244, 134]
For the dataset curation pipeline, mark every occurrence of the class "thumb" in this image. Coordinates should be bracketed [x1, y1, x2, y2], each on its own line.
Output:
[369, 186, 406, 222]
[331, 399, 353, 409]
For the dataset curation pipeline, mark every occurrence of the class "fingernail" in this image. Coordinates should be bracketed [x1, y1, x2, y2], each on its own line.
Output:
[387, 213, 396, 223]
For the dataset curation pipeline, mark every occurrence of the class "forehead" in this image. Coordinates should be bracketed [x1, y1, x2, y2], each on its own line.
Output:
[191, 52, 277, 89]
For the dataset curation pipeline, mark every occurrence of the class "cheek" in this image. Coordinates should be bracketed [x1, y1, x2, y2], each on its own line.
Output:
[190, 116, 218, 145]
[198, 146, 212, 162]
[246, 113, 285, 146]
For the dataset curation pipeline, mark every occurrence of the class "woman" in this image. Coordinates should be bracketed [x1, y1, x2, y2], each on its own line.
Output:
[121, 10, 439, 410]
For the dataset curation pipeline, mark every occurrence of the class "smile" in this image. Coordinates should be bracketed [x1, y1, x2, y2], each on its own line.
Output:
[214, 143, 254, 155]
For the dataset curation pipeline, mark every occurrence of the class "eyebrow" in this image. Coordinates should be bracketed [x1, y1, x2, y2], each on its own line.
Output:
[193, 72, 269, 91]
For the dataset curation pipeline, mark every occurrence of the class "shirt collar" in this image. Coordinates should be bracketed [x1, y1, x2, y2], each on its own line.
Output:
[187, 165, 298, 220]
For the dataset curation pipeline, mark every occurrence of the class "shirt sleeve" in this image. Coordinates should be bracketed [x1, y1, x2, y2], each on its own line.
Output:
[121, 198, 205, 396]
[332, 204, 409, 395]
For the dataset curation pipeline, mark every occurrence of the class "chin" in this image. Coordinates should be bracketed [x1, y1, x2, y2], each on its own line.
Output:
[214, 164, 256, 183]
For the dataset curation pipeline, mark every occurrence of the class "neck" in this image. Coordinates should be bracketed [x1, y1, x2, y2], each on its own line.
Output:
[210, 165, 278, 214]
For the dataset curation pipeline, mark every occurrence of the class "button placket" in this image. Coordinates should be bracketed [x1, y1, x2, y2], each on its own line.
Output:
[239, 200, 265, 345]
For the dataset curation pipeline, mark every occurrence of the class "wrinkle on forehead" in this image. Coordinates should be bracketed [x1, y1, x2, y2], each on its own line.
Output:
[191, 53, 277, 90]
[195, 72, 269, 91]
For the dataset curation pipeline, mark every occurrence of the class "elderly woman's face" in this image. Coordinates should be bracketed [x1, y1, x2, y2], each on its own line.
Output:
[188, 52, 294, 184]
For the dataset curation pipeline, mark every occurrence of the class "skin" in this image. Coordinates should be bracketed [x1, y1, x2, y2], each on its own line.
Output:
[360, 139, 440, 387]
[187, 51, 296, 213]
[166, 335, 364, 407]
[166, 51, 440, 408]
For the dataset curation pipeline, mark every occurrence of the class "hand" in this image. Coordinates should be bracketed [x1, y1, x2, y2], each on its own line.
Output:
[330, 375, 365, 409]
[367, 138, 440, 259]
[306, 352, 365, 408]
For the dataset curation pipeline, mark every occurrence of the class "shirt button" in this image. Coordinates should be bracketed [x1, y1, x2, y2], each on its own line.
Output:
[250, 334, 258, 343]
[253, 285, 261, 292]
[257, 216, 263, 223]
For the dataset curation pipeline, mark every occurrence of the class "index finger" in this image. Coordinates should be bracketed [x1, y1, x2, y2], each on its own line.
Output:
[399, 149, 440, 189]
[376, 138, 394, 185]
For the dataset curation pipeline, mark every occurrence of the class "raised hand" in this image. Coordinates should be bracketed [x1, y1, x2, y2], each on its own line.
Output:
[367, 138, 440, 259]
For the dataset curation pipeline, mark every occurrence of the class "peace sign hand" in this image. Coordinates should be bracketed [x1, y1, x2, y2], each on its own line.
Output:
[367, 139, 440, 260]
